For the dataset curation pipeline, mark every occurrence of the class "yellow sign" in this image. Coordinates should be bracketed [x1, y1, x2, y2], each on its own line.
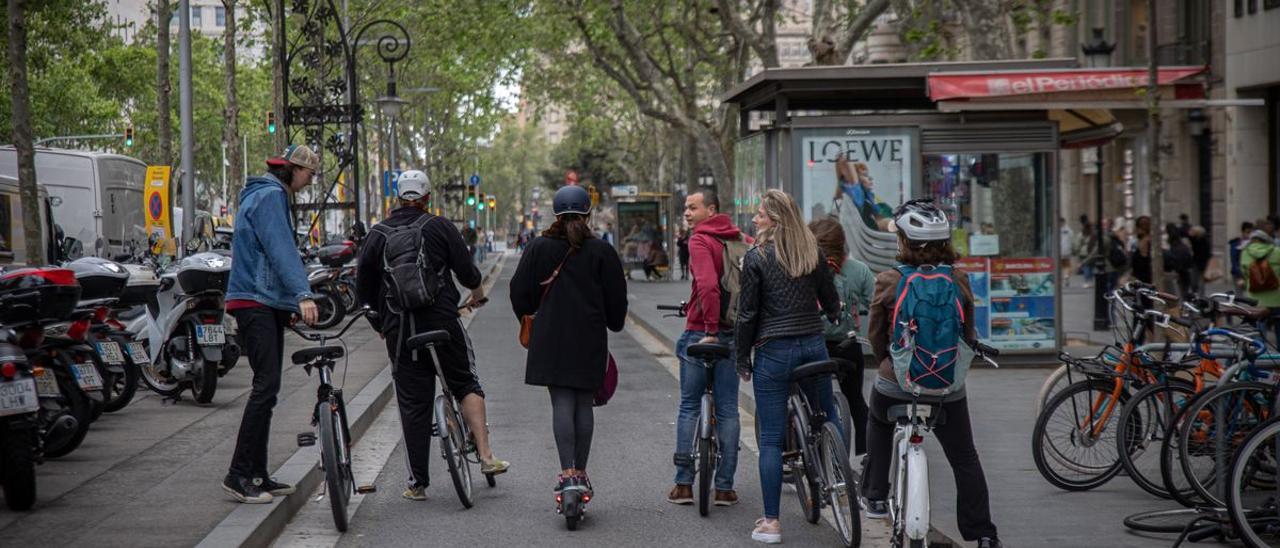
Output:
[143, 166, 174, 254]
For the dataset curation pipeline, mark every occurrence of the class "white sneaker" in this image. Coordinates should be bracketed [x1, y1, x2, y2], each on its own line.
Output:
[751, 518, 782, 544]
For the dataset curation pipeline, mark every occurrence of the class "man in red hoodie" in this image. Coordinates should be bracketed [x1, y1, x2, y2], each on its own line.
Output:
[668, 188, 750, 507]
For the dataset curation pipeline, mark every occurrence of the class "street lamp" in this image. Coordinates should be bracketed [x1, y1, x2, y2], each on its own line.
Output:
[376, 80, 409, 173]
[1083, 27, 1115, 331]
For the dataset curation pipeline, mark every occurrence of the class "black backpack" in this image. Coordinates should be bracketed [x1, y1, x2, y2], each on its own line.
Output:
[374, 214, 445, 314]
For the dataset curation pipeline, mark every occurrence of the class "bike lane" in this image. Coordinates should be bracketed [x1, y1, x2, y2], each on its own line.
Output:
[334, 254, 873, 547]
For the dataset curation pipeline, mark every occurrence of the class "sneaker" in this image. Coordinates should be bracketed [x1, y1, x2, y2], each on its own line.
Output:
[862, 498, 889, 519]
[258, 477, 295, 496]
[222, 475, 273, 504]
[977, 537, 1003, 548]
[554, 474, 569, 493]
[667, 484, 693, 505]
[751, 518, 782, 544]
[481, 458, 510, 475]
[576, 472, 594, 496]
[714, 490, 739, 506]
[402, 485, 427, 501]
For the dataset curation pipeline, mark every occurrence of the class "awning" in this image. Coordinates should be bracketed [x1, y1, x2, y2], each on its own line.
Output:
[927, 67, 1208, 149]
[928, 67, 1207, 101]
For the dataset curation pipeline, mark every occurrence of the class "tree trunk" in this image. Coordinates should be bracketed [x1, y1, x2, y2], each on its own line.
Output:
[157, 0, 173, 167]
[952, 0, 1011, 61]
[1146, 0, 1165, 289]
[8, 0, 41, 264]
[270, 0, 286, 152]
[222, 0, 242, 208]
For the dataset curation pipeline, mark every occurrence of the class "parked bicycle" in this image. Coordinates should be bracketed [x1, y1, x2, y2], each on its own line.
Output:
[290, 308, 377, 532]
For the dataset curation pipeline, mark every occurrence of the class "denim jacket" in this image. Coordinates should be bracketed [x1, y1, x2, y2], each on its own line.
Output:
[226, 174, 313, 311]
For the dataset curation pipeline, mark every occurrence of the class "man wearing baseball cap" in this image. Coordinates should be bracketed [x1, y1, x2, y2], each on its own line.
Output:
[355, 169, 510, 502]
[223, 144, 321, 503]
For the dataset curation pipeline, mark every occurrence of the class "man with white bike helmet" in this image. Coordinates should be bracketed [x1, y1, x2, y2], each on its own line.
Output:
[862, 198, 1001, 548]
[356, 169, 509, 502]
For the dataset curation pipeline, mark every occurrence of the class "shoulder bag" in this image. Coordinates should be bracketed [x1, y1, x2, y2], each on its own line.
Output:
[519, 248, 574, 348]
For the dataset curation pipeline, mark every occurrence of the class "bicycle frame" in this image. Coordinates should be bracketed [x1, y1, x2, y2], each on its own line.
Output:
[890, 399, 935, 544]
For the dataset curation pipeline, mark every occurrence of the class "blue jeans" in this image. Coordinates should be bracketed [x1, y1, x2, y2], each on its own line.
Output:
[753, 334, 840, 519]
[674, 330, 740, 491]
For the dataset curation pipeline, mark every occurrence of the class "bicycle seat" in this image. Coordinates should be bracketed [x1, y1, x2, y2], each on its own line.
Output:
[1222, 304, 1270, 321]
[292, 345, 344, 365]
[886, 403, 946, 425]
[407, 330, 451, 350]
[686, 343, 730, 362]
[791, 359, 838, 381]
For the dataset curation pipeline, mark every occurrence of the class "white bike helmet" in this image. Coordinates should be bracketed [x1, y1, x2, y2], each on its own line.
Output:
[892, 199, 950, 242]
[397, 170, 430, 201]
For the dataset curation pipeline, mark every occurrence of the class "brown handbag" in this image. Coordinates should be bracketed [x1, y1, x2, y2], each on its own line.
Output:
[519, 249, 574, 348]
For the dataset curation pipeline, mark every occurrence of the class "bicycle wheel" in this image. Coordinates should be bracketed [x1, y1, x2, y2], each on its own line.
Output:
[790, 409, 821, 524]
[436, 395, 474, 508]
[1178, 382, 1274, 507]
[1032, 379, 1132, 491]
[1229, 416, 1280, 548]
[317, 400, 350, 531]
[1034, 364, 1071, 413]
[697, 434, 713, 517]
[1116, 380, 1196, 498]
[835, 391, 853, 455]
[820, 422, 861, 548]
[1123, 508, 1208, 534]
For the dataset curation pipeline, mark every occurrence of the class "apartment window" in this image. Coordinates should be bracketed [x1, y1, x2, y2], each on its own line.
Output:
[215, 6, 226, 27]
[192, 5, 202, 27]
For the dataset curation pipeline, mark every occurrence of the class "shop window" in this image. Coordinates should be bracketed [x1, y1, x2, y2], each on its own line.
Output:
[0, 195, 11, 255]
[924, 152, 1055, 351]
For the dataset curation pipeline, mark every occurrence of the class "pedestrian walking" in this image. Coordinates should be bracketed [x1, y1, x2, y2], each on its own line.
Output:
[1231, 222, 1255, 289]
[1163, 223, 1195, 299]
[667, 188, 750, 508]
[1188, 225, 1212, 294]
[355, 170, 509, 502]
[222, 144, 322, 504]
[510, 185, 627, 499]
[860, 199, 1002, 548]
[808, 218, 873, 455]
[1132, 216, 1153, 285]
[1241, 228, 1280, 348]
[734, 189, 841, 544]
[1103, 220, 1130, 299]
[676, 228, 691, 281]
[1059, 217, 1075, 287]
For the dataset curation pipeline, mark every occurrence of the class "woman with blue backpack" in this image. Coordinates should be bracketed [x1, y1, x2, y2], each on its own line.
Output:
[860, 199, 1001, 548]
[734, 189, 842, 544]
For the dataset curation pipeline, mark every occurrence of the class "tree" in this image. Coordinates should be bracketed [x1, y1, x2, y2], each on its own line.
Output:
[221, 0, 241, 202]
[155, 0, 172, 167]
[806, 0, 891, 65]
[7, 0, 40, 264]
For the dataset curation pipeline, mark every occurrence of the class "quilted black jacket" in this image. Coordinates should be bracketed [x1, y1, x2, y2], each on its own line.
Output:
[734, 242, 840, 371]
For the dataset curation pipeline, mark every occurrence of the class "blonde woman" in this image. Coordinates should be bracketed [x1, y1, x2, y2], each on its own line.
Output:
[735, 189, 841, 543]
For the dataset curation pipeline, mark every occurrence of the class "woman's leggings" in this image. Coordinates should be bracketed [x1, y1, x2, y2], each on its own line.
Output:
[549, 386, 595, 471]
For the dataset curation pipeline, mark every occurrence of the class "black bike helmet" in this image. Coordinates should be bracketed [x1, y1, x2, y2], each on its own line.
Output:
[553, 185, 592, 216]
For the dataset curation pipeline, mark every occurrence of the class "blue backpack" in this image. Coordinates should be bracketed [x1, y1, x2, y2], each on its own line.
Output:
[888, 264, 974, 396]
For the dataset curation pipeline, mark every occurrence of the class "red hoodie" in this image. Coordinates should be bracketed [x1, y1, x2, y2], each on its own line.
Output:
[687, 213, 752, 334]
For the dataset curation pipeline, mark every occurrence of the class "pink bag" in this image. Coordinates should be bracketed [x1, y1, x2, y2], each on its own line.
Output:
[594, 353, 618, 407]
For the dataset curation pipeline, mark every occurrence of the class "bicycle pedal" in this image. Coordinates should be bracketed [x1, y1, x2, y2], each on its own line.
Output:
[296, 432, 316, 447]
[356, 484, 377, 494]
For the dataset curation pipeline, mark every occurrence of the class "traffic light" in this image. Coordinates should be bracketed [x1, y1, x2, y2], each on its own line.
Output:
[486, 195, 496, 209]
[124, 126, 134, 147]
[465, 186, 477, 207]
[266, 111, 277, 134]
[477, 193, 486, 211]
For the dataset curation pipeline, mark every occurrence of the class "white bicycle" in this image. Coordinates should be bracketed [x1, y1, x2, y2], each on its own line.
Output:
[888, 341, 999, 548]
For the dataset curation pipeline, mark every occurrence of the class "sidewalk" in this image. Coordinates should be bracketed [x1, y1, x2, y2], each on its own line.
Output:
[626, 277, 1182, 547]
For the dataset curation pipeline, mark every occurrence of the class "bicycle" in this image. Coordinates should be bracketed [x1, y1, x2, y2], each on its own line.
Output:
[889, 340, 998, 548]
[777, 357, 861, 548]
[289, 308, 376, 532]
[403, 317, 499, 510]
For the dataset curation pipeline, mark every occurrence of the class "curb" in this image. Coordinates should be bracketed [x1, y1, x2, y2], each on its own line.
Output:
[196, 255, 505, 548]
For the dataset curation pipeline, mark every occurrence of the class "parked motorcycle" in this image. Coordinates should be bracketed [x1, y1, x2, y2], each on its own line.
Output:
[307, 241, 357, 330]
[121, 252, 231, 404]
[66, 258, 139, 413]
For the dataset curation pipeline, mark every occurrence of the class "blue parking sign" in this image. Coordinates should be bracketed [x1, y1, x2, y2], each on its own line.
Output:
[469, 174, 480, 186]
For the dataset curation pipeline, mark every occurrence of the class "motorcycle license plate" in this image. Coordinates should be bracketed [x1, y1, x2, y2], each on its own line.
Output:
[95, 341, 125, 365]
[195, 325, 226, 346]
[0, 378, 38, 417]
[72, 362, 104, 391]
[126, 342, 150, 364]
[33, 368, 59, 398]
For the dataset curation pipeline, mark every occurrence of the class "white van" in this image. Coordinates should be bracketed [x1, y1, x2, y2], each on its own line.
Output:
[0, 147, 147, 258]
[0, 175, 55, 266]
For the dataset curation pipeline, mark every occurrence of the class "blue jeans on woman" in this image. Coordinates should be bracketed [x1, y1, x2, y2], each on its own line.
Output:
[752, 334, 841, 519]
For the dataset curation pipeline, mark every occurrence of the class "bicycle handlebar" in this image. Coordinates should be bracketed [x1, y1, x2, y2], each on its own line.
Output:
[289, 307, 368, 342]
[656, 304, 685, 311]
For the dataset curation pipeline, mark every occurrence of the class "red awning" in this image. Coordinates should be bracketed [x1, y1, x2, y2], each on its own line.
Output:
[928, 67, 1206, 101]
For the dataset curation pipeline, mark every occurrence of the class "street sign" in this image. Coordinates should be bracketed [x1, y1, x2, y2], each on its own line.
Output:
[469, 174, 480, 186]
[611, 185, 639, 198]
[144, 166, 173, 254]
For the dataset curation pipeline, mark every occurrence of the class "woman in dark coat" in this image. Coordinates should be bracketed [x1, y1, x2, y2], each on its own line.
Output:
[510, 185, 628, 496]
